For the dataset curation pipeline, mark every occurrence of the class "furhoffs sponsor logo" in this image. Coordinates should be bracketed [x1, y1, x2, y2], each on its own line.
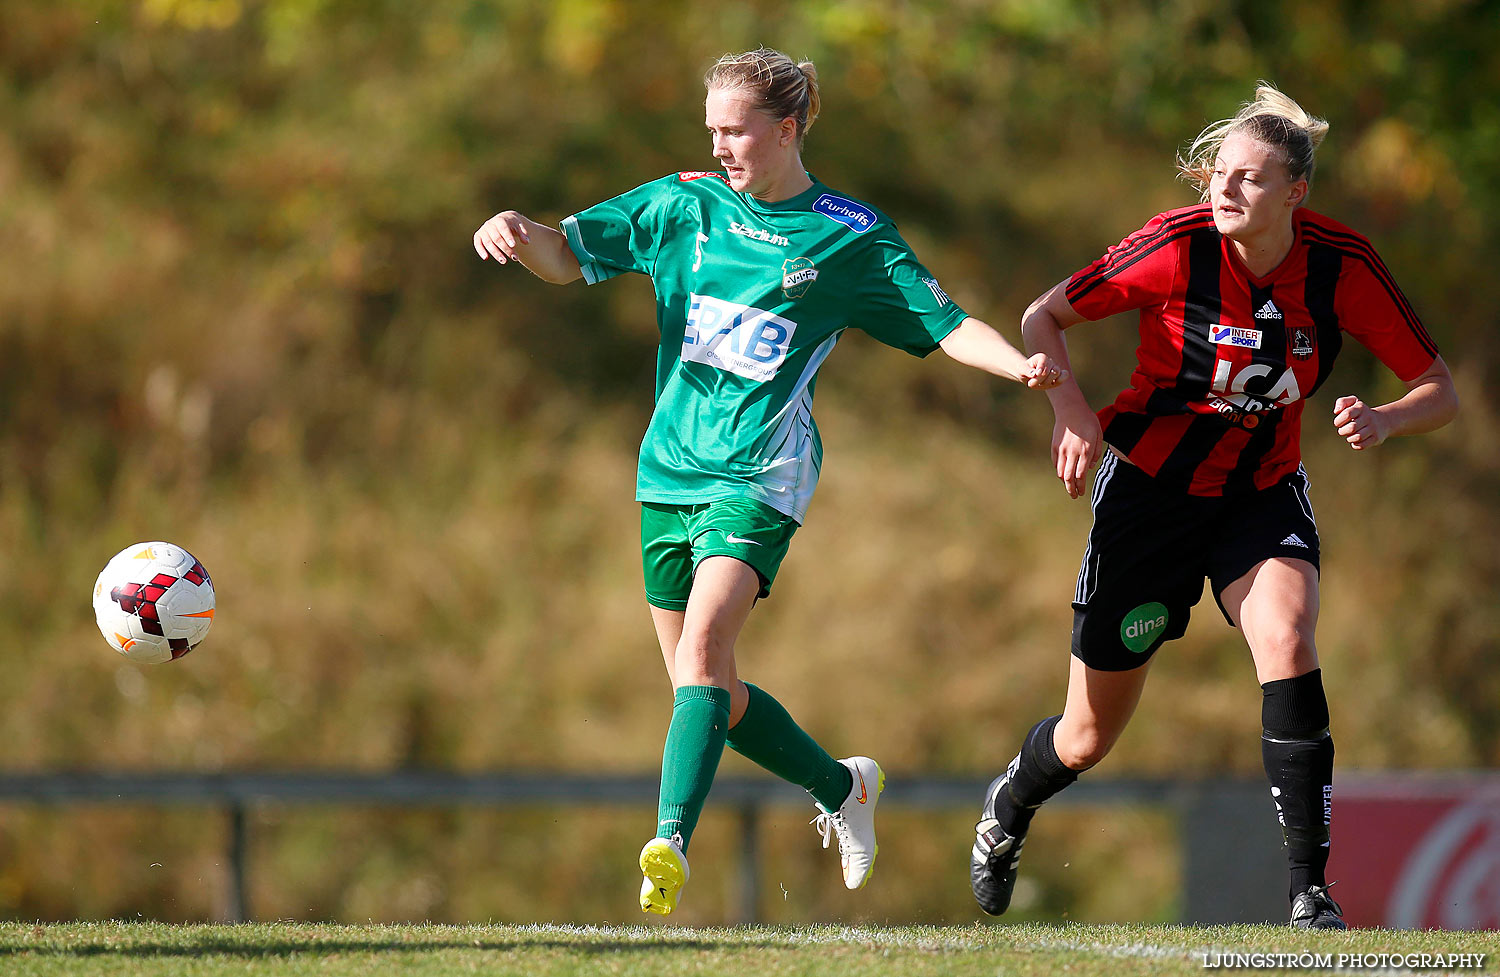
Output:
[781, 257, 818, 299]
[812, 193, 877, 233]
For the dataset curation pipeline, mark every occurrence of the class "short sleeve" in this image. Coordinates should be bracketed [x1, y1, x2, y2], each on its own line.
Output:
[855, 230, 969, 357]
[1064, 210, 1205, 320]
[1336, 250, 1440, 382]
[561, 176, 680, 284]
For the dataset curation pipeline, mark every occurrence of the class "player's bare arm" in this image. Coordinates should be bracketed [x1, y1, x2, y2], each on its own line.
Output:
[937, 316, 1066, 388]
[472, 211, 582, 284]
[1021, 279, 1100, 499]
[1333, 354, 1458, 450]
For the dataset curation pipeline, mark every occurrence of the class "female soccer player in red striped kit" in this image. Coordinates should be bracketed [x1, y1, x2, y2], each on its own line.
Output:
[970, 83, 1458, 928]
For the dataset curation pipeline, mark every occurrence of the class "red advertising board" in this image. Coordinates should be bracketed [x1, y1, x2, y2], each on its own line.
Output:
[1327, 776, 1500, 929]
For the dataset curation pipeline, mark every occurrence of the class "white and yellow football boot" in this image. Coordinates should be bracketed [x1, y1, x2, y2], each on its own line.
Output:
[638, 835, 690, 915]
[811, 756, 886, 889]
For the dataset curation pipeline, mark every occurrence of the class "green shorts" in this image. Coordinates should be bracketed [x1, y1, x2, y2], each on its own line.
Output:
[640, 498, 799, 610]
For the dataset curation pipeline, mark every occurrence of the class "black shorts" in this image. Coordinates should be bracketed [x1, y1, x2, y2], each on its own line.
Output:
[1071, 452, 1321, 671]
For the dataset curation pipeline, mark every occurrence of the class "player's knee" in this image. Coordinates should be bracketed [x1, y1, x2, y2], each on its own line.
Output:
[1252, 624, 1317, 676]
[1053, 722, 1112, 770]
[674, 627, 735, 679]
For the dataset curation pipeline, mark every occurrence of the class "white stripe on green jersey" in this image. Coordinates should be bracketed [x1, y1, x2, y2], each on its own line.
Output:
[561, 171, 967, 523]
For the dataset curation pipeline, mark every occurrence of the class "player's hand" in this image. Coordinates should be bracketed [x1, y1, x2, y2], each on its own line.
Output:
[473, 211, 531, 264]
[1333, 395, 1388, 450]
[1052, 403, 1102, 499]
[1020, 352, 1069, 390]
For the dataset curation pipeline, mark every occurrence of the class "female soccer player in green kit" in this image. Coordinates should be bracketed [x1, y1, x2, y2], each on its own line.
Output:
[474, 47, 1065, 916]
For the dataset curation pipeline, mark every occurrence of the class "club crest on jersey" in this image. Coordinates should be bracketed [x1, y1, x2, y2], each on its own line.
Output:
[1289, 325, 1316, 360]
[781, 257, 819, 299]
[683, 293, 797, 382]
[1210, 324, 1262, 349]
[812, 194, 876, 233]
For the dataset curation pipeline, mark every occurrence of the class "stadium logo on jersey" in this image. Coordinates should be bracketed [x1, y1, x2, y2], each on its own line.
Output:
[1210, 325, 1263, 349]
[1289, 325, 1316, 360]
[729, 221, 790, 247]
[812, 194, 877, 233]
[781, 257, 819, 299]
[678, 171, 729, 183]
[922, 278, 951, 306]
[683, 293, 798, 382]
[1254, 299, 1284, 320]
[1120, 602, 1169, 654]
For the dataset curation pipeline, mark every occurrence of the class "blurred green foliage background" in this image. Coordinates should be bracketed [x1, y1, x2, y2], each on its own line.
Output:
[0, 0, 1494, 925]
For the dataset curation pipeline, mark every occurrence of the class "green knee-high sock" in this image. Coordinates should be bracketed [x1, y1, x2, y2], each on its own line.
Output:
[656, 685, 732, 851]
[725, 682, 853, 811]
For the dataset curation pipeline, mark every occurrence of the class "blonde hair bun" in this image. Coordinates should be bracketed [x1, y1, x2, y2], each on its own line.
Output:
[706, 47, 820, 143]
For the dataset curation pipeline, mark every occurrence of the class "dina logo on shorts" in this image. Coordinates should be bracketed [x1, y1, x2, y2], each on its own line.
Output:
[1120, 602, 1169, 653]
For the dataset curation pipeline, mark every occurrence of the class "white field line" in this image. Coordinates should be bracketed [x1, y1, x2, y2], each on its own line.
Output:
[501, 923, 979, 950]
[1023, 934, 1203, 963]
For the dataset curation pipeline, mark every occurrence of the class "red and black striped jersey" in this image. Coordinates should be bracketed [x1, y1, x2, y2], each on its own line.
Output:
[1065, 204, 1439, 496]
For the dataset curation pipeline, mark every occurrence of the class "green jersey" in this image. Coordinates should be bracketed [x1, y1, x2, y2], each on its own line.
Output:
[562, 171, 967, 523]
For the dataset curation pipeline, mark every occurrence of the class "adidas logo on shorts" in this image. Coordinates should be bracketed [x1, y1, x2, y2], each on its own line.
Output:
[1281, 533, 1308, 548]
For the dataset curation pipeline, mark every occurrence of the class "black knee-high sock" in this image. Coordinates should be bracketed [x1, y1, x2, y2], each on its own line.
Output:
[1261, 669, 1334, 901]
[995, 715, 1080, 837]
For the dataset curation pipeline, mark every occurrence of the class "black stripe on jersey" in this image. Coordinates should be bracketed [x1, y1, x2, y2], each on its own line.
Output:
[1301, 226, 1439, 359]
[1304, 241, 1345, 395]
[1169, 226, 1224, 398]
[1101, 410, 1152, 457]
[1222, 407, 1284, 496]
[1144, 228, 1228, 490]
[1067, 209, 1217, 304]
[1154, 413, 1230, 492]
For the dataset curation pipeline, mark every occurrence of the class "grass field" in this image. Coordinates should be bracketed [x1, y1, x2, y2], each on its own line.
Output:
[2, 921, 1495, 976]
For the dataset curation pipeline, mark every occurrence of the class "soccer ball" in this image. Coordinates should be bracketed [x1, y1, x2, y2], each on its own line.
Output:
[92, 541, 215, 664]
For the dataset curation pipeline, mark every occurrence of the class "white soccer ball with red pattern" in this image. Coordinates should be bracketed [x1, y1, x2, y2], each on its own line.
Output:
[92, 542, 216, 664]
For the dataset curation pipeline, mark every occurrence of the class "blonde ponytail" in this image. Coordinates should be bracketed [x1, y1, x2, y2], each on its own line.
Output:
[1178, 82, 1329, 199]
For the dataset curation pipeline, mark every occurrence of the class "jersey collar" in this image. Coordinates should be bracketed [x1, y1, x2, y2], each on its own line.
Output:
[1223, 212, 1304, 286]
[738, 172, 824, 213]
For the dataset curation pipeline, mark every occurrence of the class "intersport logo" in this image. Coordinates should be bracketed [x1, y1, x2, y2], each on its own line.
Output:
[1210, 325, 1263, 349]
[683, 293, 797, 383]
